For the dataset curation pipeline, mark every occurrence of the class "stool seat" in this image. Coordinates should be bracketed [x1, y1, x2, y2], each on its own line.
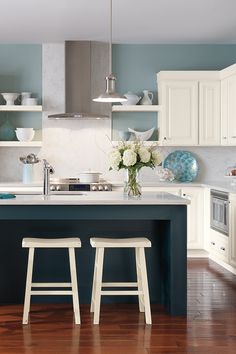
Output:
[90, 237, 151, 248]
[22, 237, 81, 248]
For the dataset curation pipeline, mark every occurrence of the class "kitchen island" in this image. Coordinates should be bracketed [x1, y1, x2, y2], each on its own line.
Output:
[0, 192, 189, 316]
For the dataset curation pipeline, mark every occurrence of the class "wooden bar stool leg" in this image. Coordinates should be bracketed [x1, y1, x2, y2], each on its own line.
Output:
[90, 248, 98, 313]
[22, 248, 34, 325]
[93, 248, 104, 325]
[135, 248, 145, 312]
[69, 248, 81, 325]
[139, 247, 152, 325]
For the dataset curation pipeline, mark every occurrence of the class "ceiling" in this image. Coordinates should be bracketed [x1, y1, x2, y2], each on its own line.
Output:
[0, 0, 236, 44]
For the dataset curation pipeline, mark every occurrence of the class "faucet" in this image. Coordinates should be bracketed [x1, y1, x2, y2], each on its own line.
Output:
[43, 159, 54, 195]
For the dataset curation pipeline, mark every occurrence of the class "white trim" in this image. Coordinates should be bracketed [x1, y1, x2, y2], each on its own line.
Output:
[157, 71, 220, 81]
[220, 64, 236, 80]
[209, 254, 236, 275]
[187, 249, 209, 258]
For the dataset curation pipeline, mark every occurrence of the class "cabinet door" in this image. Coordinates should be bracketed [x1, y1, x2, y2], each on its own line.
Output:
[229, 197, 236, 268]
[221, 79, 228, 145]
[182, 188, 204, 249]
[160, 81, 198, 145]
[221, 75, 236, 146]
[199, 81, 221, 146]
[227, 75, 236, 145]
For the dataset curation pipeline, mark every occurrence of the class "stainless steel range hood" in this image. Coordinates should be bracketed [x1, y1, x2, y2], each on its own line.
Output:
[48, 41, 111, 119]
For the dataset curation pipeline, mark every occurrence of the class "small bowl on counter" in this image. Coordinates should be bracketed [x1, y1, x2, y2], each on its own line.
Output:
[15, 128, 35, 142]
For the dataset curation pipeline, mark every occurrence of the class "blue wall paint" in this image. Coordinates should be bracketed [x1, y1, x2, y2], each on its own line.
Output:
[112, 44, 236, 140]
[0, 44, 42, 98]
[0, 45, 42, 136]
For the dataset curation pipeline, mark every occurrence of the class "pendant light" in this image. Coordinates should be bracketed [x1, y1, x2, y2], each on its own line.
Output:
[93, 0, 127, 103]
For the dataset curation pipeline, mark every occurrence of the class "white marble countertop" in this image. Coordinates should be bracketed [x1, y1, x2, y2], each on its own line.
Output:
[0, 180, 236, 194]
[0, 191, 190, 205]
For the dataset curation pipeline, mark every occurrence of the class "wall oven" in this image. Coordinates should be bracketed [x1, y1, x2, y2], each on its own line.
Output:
[210, 189, 229, 236]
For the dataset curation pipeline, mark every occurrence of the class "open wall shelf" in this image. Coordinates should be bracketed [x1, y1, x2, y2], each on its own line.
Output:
[0, 141, 42, 147]
[0, 105, 42, 112]
[112, 105, 162, 112]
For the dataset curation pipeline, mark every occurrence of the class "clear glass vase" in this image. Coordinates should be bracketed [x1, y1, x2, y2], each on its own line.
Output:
[124, 168, 141, 198]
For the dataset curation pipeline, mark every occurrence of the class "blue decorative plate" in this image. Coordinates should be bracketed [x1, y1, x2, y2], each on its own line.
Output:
[163, 150, 199, 182]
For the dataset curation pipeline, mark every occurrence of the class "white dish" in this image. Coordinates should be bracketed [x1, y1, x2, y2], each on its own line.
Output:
[24, 98, 38, 105]
[15, 128, 35, 142]
[128, 127, 154, 141]
[1, 92, 20, 105]
[121, 92, 141, 106]
[21, 92, 32, 105]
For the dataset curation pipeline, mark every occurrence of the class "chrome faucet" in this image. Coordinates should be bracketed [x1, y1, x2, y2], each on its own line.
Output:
[43, 159, 54, 195]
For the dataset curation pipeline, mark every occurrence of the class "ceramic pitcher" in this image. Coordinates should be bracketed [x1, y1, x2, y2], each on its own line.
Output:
[140, 90, 153, 105]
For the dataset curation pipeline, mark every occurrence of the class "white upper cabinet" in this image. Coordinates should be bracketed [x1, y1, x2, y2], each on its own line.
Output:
[159, 80, 198, 145]
[221, 68, 236, 145]
[199, 81, 221, 146]
[157, 71, 221, 146]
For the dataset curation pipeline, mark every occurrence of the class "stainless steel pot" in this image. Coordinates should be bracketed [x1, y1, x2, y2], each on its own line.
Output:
[78, 171, 101, 183]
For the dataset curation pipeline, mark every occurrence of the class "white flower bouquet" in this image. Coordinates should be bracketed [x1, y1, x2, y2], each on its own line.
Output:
[109, 141, 162, 197]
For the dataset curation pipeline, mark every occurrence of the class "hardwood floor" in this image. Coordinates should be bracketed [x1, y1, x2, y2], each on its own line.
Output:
[1, 259, 236, 353]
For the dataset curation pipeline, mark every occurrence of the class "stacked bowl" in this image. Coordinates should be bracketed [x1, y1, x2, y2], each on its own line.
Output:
[15, 128, 35, 142]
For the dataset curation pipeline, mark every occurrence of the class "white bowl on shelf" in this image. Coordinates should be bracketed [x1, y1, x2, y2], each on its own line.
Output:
[1, 93, 20, 105]
[128, 127, 155, 141]
[15, 128, 35, 142]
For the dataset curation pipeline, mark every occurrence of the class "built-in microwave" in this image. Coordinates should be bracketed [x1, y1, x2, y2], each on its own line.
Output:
[210, 189, 229, 236]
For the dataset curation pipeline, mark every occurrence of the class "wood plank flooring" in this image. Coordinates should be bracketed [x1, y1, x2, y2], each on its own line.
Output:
[1, 259, 236, 353]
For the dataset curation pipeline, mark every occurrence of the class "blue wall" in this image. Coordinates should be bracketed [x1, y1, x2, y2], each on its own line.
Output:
[112, 44, 236, 140]
[0, 45, 42, 134]
[0, 44, 42, 99]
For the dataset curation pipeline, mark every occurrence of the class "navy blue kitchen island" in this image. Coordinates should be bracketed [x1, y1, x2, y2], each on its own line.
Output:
[0, 192, 188, 316]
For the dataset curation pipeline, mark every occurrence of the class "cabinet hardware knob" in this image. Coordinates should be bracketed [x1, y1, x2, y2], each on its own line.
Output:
[220, 247, 225, 251]
[163, 137, 167, 140]
[211, 241, 215, 246]
[222, 136, 227, 139]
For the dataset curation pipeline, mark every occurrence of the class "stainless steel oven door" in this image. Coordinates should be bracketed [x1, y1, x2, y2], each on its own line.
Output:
[210, 190, 229, 236]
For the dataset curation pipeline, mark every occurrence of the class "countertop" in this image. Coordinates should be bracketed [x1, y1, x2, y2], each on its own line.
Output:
[0, 191, 190, 205]
[0, 180, 236, 194]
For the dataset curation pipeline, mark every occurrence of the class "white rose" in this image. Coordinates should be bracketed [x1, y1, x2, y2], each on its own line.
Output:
[123, 149, 137, 167]
[138, 147, 151, 163]
[109, 150, 122, 170]
[152, 151, 162, 166]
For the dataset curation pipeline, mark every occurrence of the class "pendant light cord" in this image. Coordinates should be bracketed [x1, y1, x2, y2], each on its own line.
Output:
[109, 0, 112, 75]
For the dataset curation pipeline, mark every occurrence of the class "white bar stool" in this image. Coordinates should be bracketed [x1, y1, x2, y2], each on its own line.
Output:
[22, 237, 81, 325]
[90, 237, 152, 325]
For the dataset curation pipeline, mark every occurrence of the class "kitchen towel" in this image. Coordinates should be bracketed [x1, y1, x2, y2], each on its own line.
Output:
[0, 193, 16, 199]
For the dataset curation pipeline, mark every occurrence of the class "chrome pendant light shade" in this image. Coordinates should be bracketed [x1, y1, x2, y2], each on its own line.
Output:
[93, 75, 127, 103]
[93, 0, 127, 103]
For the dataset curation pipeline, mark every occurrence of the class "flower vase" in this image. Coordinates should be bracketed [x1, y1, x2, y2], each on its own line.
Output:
[124, 168, 141, 198]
